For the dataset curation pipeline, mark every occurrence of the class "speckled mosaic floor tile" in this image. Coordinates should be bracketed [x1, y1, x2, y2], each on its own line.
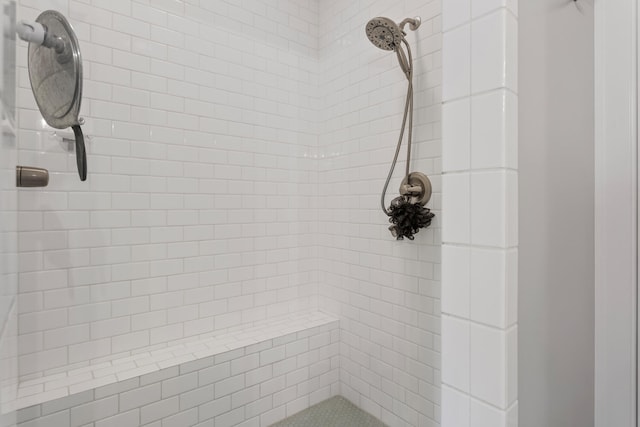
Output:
[269, 396, 388, 427]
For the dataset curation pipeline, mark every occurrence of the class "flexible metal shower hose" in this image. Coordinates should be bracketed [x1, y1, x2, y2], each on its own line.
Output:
[380, 38, 414, 216]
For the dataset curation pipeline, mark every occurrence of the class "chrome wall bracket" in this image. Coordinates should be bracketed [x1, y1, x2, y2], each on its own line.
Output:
[399, 172, 432, 206]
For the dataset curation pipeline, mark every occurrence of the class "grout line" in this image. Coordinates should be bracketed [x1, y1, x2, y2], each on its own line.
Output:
[442, 5, 518, 34]
[442, 312, 517, 332]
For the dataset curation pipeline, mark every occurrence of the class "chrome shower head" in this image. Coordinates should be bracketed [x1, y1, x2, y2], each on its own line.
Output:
[365, 17, 403, 51]
[365, 16, 421, 51]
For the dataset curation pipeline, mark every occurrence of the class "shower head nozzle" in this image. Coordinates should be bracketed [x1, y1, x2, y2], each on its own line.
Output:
[365, 17, 403, 51]
[365, 16, 421, 51]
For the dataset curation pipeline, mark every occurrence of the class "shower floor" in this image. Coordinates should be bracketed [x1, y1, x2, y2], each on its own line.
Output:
[269, 396, 388, 427]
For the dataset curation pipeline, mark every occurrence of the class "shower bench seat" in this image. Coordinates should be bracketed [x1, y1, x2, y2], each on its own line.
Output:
[10, 311, 340, 427]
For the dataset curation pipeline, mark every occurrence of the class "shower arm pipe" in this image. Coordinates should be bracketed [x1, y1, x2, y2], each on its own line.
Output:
[399, 17, 421, 32]
[16, 20, 66, 53]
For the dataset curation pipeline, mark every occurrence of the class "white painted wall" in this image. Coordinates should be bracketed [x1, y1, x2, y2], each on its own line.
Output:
[594, 0, 637, 424]
[518, 2, 594, 427]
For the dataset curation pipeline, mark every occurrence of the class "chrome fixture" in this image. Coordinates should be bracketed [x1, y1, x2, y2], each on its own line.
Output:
[16, 166, 49, 187]
[400, 172, 432, 206]
[17, 10, 87, 181]
[399, 17, 421, 31]
[366, 16, 434, 240]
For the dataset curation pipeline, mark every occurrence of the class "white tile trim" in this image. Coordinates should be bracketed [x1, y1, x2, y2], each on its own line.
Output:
[442, 0, 518, 424]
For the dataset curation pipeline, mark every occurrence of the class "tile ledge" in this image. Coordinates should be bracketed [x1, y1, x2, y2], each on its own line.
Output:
[3, 310, 339, 413]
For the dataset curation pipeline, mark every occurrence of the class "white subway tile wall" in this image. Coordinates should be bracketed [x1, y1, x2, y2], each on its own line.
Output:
[317, 0, 442, 426]
[16, 0, 320, 380]
[12, 0, 444, 425]
[441, 0, 518, 425]
[1, 0, 19, 423]
[0, 131, 18, 425]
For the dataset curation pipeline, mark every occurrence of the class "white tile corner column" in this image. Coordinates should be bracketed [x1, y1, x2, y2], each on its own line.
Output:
[441, 1, 518, 426]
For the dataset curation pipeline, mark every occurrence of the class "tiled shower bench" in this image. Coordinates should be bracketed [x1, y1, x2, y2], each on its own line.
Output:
[8, 312, 340, 427]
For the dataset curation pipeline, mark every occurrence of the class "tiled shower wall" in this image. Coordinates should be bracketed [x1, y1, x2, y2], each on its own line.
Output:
[0, 117, 18, 427]
[318, 0, 442, 426]
[1, 0, 18, 425]
[16, 0, 320, 379]
[441, 0, 519, 425]
[0, 118, 18, 426]
[13, 0, 444, 425]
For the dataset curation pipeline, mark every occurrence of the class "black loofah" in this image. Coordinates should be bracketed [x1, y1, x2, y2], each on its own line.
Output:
[387, 196, 435, 240]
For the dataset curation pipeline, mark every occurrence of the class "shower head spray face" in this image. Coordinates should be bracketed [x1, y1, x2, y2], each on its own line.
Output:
[365, 17, 403, 51]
